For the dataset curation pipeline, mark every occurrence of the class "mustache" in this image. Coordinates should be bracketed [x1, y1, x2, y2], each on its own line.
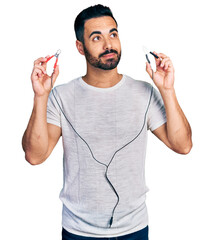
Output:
[99, 49, 118, 58]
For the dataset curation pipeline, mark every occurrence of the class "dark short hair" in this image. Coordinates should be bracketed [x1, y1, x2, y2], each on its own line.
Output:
[74, 4, 118, 43]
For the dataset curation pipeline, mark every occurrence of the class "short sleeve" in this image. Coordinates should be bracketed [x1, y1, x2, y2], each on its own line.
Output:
[147, 87, 167, 131]
[47, 90, 61, 128]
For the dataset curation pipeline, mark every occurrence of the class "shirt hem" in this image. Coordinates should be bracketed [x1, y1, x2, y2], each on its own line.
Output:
[47, 119, 61, 128]
[150, 118, 167, 132]
[62, 222, 148, 238]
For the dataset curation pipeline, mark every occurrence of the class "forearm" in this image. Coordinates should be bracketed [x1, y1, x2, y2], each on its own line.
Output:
[22, 94, 49, 164]
[159, 88, 192, 154]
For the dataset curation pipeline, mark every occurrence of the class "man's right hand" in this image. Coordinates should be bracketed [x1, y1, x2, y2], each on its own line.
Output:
[22, 56, 61, 165]
[31, 56, 59, 97]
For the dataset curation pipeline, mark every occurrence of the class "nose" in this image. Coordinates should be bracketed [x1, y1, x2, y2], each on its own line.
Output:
[103, 37, 112, 50]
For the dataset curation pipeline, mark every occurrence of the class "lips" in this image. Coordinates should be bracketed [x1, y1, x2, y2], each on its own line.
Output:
[99, 50, 118, 58]
[102, 53, 116, 58]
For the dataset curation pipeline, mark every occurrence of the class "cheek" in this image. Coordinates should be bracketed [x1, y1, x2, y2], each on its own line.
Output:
[114, 39, 121, 51]
[88, 43, 103, 56]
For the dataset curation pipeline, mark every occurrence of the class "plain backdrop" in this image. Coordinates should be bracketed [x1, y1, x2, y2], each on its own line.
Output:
[0, 0, 214, 239]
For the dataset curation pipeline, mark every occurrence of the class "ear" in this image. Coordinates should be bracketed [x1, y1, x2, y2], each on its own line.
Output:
[76, 40, 85, 55]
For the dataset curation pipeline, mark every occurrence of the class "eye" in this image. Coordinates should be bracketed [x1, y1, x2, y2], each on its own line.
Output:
[93, 36, 101, 41]
[110, 32, 118, 38]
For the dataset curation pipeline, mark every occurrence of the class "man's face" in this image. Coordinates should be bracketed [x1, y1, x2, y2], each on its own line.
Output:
[82, 16, 121, 70]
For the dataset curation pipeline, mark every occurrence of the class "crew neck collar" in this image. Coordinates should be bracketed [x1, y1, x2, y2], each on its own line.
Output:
[79, 75, 126, 92]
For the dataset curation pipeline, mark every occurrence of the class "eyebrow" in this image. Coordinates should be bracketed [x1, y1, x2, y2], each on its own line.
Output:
[89, 28, 118, 38]
[109, 28, 118, 33]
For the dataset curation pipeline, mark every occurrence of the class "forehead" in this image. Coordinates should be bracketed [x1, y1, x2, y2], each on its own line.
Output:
[84, 16, 117, 36]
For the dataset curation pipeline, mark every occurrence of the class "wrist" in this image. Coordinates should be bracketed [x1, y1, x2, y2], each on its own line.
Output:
[158, 86, 175, 96]
[34, 93, 49, 105]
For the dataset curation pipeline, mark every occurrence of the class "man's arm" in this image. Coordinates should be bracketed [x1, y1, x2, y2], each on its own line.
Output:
[22, 56, 61, 165]
[152, 91, 192, 154]
[146, 52, 192, 154]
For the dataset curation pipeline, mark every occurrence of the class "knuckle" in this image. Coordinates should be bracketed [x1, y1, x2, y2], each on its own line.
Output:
[33, 67, 38, 73]
[36, 65, 44, 71]
[36, 69, 42, 74]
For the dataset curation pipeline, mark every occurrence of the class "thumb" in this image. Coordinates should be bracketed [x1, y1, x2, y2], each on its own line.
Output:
[146, 62, 153, 79]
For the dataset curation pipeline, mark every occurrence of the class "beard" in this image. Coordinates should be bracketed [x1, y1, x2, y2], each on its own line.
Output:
[83, 45, 121, 70]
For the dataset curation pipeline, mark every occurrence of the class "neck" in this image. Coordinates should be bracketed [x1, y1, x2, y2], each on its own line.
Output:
[82, 64, 122, 88]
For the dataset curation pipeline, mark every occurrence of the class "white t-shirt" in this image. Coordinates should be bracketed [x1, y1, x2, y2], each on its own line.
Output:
[47, 75, 166, 237]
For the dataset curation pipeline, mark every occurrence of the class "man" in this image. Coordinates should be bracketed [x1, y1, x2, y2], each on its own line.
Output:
[22, 4, 192, 240]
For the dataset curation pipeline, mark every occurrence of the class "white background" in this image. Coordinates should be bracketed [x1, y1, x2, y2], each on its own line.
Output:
[0, 0, 213, 239]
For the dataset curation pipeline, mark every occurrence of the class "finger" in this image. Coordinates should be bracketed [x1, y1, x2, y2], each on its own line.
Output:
[165, 60, 174, 71]
[160, 59, 174, 71]
[160, 59, 173, 68]
[32, 68, 43, 79]
[153, 51, 162, 59]
[163, 60, 170, 70]
[34, 64, 47, 74]
[153, 52, 169, 66]
[34, 57, 47, 66]
[146, 62, 153, 79]
[159, 57, 170, 67]
[41, 55, 50, 69]
[157, 53, 168, 59]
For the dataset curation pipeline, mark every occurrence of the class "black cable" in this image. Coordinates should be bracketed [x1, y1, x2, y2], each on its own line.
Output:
[50, 70, 154, 228]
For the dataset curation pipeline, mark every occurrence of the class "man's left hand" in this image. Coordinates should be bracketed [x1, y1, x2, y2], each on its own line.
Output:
[146, 52, 175, 90]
